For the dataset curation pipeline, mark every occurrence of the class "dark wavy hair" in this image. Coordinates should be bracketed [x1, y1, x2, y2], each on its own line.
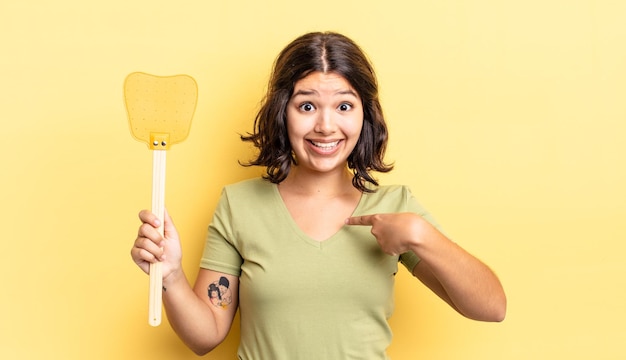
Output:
[240, 31, 393, 192]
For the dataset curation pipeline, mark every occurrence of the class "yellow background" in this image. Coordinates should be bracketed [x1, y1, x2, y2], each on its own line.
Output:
[1, 1, 625, 359]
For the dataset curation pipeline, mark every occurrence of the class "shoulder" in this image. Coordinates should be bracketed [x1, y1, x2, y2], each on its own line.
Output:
[371, 184, 411, 196]
[359, 184, 413, 213]
[365, 184, 414, 202]
[373, 184, 444, 232]
[224, 177, 272, 193]
[364, 183, 433, 214]
[221, 177, 276, 203]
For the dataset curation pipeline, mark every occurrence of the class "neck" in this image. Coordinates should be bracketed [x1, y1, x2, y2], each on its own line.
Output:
[280, 167, 356, 197]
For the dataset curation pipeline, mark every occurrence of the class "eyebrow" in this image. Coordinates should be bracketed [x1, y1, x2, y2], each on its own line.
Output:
[291, 89, 359, 98]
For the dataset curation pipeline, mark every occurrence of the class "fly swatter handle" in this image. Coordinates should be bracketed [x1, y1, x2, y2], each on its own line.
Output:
[149, 150, 166, 326]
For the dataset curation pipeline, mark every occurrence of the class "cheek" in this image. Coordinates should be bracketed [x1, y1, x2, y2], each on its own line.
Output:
[285, 114, 304, 147]
[285, 110, 296, 135]
[285, 109, 314, 137]
[349, 115, 365, 140]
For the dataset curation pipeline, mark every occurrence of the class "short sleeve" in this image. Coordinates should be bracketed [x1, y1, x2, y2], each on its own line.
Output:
[200, 188, 243, 277]
[398, 186, 446, 273]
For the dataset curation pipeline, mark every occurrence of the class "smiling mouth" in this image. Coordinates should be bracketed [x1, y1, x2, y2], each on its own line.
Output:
[310, 140, 341, 150]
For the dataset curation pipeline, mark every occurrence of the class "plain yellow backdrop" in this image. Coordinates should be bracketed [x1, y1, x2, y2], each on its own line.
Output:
[1, 1, 625, 359]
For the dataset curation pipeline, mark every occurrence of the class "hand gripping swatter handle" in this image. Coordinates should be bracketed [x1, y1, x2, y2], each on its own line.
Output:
[149, 150, 166, 326]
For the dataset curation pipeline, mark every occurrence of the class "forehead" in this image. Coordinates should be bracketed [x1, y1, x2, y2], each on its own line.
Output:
[293, 71, 359, 96]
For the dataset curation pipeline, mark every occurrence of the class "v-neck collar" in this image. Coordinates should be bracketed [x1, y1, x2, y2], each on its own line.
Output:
[271, 183, 366, 249]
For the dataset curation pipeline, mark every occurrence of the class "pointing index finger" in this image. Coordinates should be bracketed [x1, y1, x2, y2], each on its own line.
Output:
[345, 215, 374, 226]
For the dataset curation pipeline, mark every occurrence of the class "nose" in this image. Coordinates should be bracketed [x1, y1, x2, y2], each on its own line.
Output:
[314, 108, 336, 135]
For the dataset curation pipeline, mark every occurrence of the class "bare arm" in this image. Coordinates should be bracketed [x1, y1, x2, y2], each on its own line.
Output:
[162, 269, 239, 355]
[410, 233, 506, 322]
[131, 210, 238, 354]
[346, 213, 506, 322]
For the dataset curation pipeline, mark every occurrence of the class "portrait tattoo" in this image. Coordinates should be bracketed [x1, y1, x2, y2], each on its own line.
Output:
[207, 276, 232, 309]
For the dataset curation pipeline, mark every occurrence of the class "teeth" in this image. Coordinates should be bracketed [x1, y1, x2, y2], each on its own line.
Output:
[312, 140, 340, 149]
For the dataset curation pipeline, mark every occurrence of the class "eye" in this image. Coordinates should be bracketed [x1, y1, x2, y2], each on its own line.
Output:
[299, 102, 315, 112]
[338, 102, 353, 112]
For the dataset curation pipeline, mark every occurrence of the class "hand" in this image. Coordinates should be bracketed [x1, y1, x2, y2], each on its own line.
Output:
[345, 212, 429, 256]
[130, 209, 183, 281]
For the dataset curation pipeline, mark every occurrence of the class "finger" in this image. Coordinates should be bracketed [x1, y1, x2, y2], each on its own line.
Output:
[137, 222, 163, 243]
[130, 246, 159, 273]
[345, 215, 374, 226]
[131, 244, 159, 264]
[138, 209, 161, 228]
[133, 235, 165, 261]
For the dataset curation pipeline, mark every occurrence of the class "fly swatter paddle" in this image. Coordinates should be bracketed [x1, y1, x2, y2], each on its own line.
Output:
[124, 72, 198, 326]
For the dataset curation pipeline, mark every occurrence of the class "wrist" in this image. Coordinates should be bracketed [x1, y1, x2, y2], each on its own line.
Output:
[162, 267, 186, 290]
[407, 215, 439, 254]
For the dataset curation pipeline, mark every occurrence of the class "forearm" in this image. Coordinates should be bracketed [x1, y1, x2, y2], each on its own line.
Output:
[411, 221, 506, 322]
[161, 271, 225, 355]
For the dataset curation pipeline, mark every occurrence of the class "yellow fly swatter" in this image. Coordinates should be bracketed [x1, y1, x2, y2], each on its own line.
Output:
[124, 72, 198, 326]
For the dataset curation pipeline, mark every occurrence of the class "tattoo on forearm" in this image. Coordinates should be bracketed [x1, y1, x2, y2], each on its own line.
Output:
[207, 276, 232, 309]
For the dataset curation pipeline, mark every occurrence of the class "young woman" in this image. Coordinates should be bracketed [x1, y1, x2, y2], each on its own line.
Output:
[131, 31, 506, 359]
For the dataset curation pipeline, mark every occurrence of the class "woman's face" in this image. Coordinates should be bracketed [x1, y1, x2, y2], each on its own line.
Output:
[286, 71, 363, 175]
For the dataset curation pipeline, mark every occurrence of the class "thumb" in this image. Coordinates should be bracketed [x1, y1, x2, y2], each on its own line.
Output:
[163, 208, 179, 238]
